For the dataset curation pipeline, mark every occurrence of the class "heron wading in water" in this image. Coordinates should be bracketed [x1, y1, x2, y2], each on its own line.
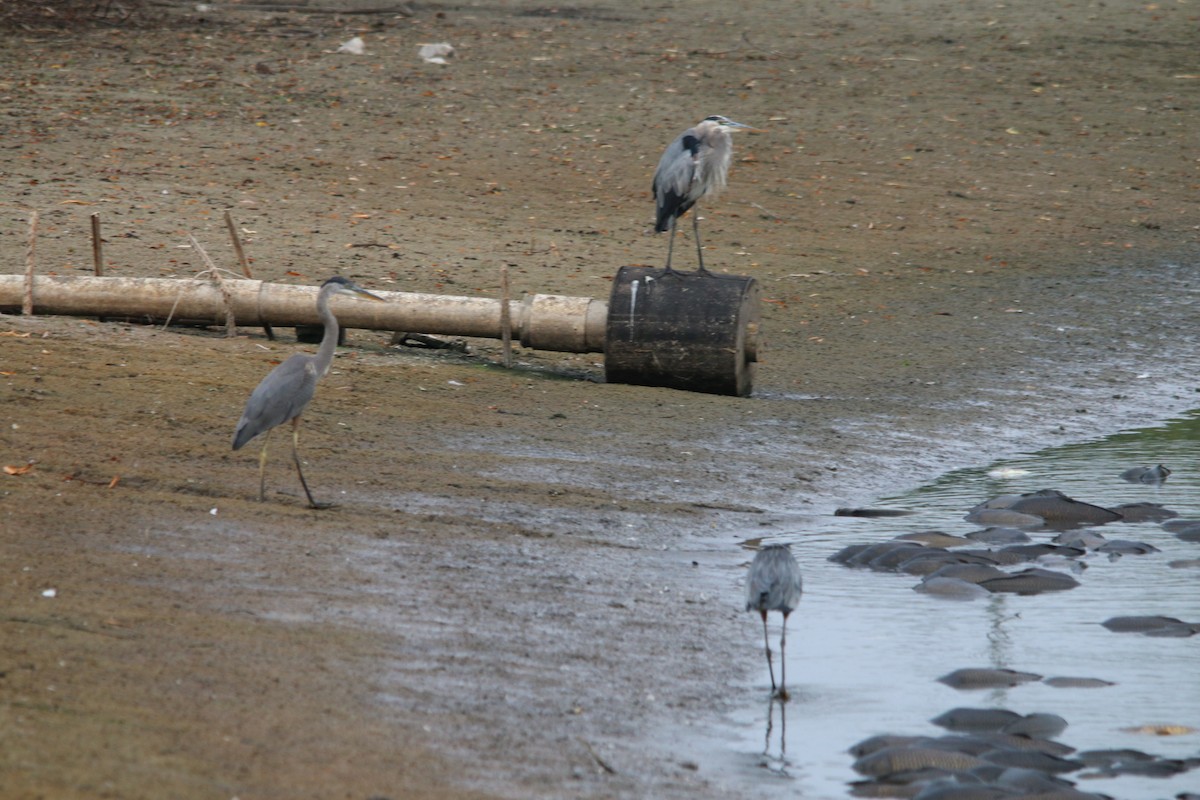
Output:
[746, 543, 804, 699]
[652, 114, 751, 274]
[232, 276, 385, 508]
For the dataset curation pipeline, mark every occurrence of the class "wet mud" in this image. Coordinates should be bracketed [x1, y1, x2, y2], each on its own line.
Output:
[2, 1, 1199, 797]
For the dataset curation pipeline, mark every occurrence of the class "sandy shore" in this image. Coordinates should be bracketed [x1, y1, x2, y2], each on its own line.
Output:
[2, 1, 1197, 797]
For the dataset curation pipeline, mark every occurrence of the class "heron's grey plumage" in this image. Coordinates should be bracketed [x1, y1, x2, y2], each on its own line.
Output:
[652, 114, 750, 273]
[232, 276, 384, 507]
[746, 543, 803, 614]
[746, 543, 803, 697]
[231, 353, 321, 452]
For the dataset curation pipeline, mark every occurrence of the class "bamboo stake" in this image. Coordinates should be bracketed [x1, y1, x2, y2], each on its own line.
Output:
[500, 263, 513, 368]
[22, 211, 37, 316]
[224, 210, 274, 340]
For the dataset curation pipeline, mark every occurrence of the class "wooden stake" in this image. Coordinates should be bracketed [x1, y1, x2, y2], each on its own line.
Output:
[90, 213, 104, 276]
[224, 210, 274, 340]
[22, 211, 37, 316]
[91, 212, 106, 322]
[500, 263, 513, 368]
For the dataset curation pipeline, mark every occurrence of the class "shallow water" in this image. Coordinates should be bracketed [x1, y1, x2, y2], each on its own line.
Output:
[718, 411, 1200, 798]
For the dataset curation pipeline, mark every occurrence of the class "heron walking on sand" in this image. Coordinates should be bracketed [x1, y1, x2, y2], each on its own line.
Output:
[652, 114, 751, 274]
[232, 276, 385, 508]
[746, 543, 803, 699]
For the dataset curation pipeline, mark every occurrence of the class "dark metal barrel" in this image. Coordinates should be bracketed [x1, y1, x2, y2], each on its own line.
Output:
[295, 325, 346, 345]
[604, 266, 761, 397]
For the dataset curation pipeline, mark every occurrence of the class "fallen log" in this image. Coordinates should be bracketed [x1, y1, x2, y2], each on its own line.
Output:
[0, 274, 607, 354]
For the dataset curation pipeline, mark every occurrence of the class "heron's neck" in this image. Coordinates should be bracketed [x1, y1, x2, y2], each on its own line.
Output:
[316, 292, 340, 379]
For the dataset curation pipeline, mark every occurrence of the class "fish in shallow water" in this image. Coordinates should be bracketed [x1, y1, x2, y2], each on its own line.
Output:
[938, 667, 1043, 690]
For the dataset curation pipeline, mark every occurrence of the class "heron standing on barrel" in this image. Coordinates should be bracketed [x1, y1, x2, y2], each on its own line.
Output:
[652, 114, 751, 274]
[746, 543, 804, 700]
[232, 276, 385, 508]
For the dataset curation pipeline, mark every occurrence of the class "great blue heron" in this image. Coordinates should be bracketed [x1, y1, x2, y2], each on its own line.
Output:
[652, 114, 751, 274]
[746, 543, 803, 699]
[232, 276, 385, 508]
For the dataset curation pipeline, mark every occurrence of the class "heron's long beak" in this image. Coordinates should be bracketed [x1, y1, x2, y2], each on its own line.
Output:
[346, 285, 387, 302]
[727, 120, 763, 133]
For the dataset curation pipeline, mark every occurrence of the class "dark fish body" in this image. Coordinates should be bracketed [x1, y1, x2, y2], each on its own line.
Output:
[829, 543, 872, 564]
[981, 748, 1083, 774]
[979, 568, 1080, 595]
[969, 489, 1121, 529]
[1000, 543, 1085, 561]
[848, 733, 928, 758]
[965, 508, 1044, 527]
[1101, 615, 1185, 632]
[1002, 712, 1068, 739]
[847, 541, 924, 568]
[895, 531, 972, 547]
[966, 527, 1032, 545]
[1110, 501, 1177, 522]
[1120, 464, 1171, 484]
[907, 785, 1015, 800]
[973, 493, 1025, 510]
[1090, 757, 1194, 777]
[852, 745, 986, 777]
[1052, 530, 1106, 548]
[987, 767, 1076, 794]
[834, 507, 915, 517]
[899, 550, 1001, 576]
[973, 731, 1077, 757]
[958, 548, 1026, 566]
[931, 707, 1022, 733]
[938, 668, 1043, 690]
[1076, 748, 1158, 768]
[868, 543, 934, 571]
[1144, 622, 1200, 638]
[928, 564, 1009, 584]
[1005, 490, 1122, 527]
[915, 577, 990, 600]
[1096, 539, 1159, 555]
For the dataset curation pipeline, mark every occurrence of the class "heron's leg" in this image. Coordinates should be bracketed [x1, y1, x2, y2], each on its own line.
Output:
[779, 612, 791, 701]
[290, 417, 332, 510]
[664, 217, 679, 274]
[692, 211, 709, 273]
[256, 429, 272, 502]
[761, 609, 777, 691]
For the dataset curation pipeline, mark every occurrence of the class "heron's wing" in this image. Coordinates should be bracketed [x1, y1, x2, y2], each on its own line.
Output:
[652, 132, 702, 230]
[232, 354, 320, 449]
[745, 558, 774, 610]
[745, 547, 804, 612]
